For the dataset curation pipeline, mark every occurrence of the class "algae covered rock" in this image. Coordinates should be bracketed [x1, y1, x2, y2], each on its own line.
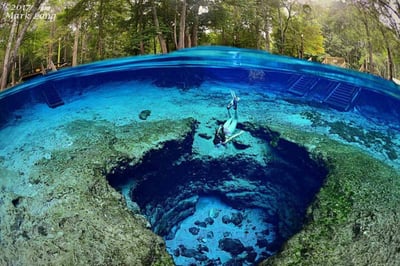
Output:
[0, 118, 196, 266]
[139, 109, 151, 120]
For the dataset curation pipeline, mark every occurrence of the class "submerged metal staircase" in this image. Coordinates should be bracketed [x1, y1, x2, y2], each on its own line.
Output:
[287, 75, 319, 96]
[323, 83, 360, 111]
[42, 85, 64, 108]
[285, 74, 361, 112]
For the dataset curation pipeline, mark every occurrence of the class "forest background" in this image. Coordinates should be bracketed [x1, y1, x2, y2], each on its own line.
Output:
[1, 0, 400, 91]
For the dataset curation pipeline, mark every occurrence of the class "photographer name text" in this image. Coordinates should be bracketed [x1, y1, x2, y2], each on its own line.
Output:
[1, 2, 56, 22]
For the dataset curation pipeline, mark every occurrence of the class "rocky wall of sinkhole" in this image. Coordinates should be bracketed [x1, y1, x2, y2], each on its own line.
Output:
[106, 123, 328, 265]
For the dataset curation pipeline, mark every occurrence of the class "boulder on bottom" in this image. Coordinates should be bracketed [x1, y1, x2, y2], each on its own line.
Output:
[218, 238, 245, 255]
[189, 227, 200, 235]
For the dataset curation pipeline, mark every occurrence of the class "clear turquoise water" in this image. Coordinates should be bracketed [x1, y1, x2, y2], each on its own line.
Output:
[1, 46, 399, 265]
[1, 46, 400, 129]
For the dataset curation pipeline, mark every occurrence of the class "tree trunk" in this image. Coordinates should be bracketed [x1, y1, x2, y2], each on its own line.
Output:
[387, 46, 393, 80]
[262, 8, 271, 51]
[174, 8, 178, 49]
[0, 15, 18, 91]
[80, 29, 87, 64]
[11, 62, 15, 86]
[191, 4, 200, 47]
[178, 0, 186, 49]
[276, 2, 293, 55]
[356, 5, 374, 74]
[72, 20, 80, 67]
[380, 27, 394, 80]
[265, 28, 271, 52]
[137, 0, 145, 55]
[186, 25, 191, 48]
[139, 5, 145, 55]
[277, 7, 286, 54]
[48, 21, 57, 68]
[64, 36, 68, 64]
[18, 53, 22, 80]
[97, 0, 105, 59]
[365, 22, 374, 73]
[151, 0, 168, 54]
[0, 0, 44, 91]
[140, 41, 145, 55]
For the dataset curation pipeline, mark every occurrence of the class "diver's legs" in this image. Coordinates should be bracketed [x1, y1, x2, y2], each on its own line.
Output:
[223, 108, 238, 136]
[224, 91, 239, 136]
[227, 91, 240, 112]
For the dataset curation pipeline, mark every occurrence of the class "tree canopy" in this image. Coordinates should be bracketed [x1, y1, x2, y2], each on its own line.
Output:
[1, 0, 400, 90]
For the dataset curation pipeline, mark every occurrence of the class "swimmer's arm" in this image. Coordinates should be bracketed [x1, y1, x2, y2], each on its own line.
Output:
[223, 130, 244, 144]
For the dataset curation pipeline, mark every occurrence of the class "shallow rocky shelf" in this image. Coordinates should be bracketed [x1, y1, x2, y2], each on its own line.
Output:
[0, 118, 197, 265]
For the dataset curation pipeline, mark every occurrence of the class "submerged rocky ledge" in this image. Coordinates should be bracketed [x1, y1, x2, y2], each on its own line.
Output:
[0, 115, 399, 265]
[0, 118, 196, 265]
[261, 120, 400, 265]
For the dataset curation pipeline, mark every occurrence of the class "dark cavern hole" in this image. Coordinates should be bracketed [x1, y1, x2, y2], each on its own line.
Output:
[106, 124, 328, 265]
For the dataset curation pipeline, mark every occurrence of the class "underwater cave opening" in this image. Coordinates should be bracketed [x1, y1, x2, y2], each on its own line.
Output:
[106, 126, 328, 265]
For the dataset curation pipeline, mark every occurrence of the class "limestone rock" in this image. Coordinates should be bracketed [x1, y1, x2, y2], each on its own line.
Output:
[189, 227, 200, 235]
[0, 118, 197, 265]
[218, 238, 245, 255]
[139, 109, 151, 120]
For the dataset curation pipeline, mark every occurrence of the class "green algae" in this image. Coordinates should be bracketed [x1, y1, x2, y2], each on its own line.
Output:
[0, 118, 196, 266]
[300, 110, 399, 161]
[261, 122, 400, 266]
[329, 121, 398, 160]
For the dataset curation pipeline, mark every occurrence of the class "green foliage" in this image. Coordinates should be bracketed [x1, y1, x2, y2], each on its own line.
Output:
[321, 1, 363, 65]
[20, 20, 51, 71]
[320, 0, 398, 75]
[271, 2, 325, 58]
[1, 0, 400, 82]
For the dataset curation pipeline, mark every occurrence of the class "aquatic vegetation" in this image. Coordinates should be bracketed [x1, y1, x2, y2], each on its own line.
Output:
[261, 122, 400, 265]
[301, 110, 398, 161]
[329, 121, 398, 160]
[300, 111, 324, 127]
[0, 118, 197, 265]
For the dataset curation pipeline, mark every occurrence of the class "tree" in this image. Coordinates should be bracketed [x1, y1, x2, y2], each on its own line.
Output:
[177, 0, 186, 49]
[372, 0, 400, 38]
[353, 1, 377, 74]
[200, 0, 275, 49]
[272, 0, 298, 54]
[1, 0, 399, 90]
[256, 0, 280, 51]
[125, 0, 153, 55]
[72, 19, 80, 66]
[151, 0, 168, 53]
[1, 0, 45, 91]
[320, 1, 365, 68]
[356, 0, 399, 78]
[272, 1, 325, 58]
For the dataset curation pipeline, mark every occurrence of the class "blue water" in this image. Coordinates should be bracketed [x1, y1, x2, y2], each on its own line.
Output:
[1, 46, 399, 265]
[165, 196, 276, 265]
[1, 46, 400, 129]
